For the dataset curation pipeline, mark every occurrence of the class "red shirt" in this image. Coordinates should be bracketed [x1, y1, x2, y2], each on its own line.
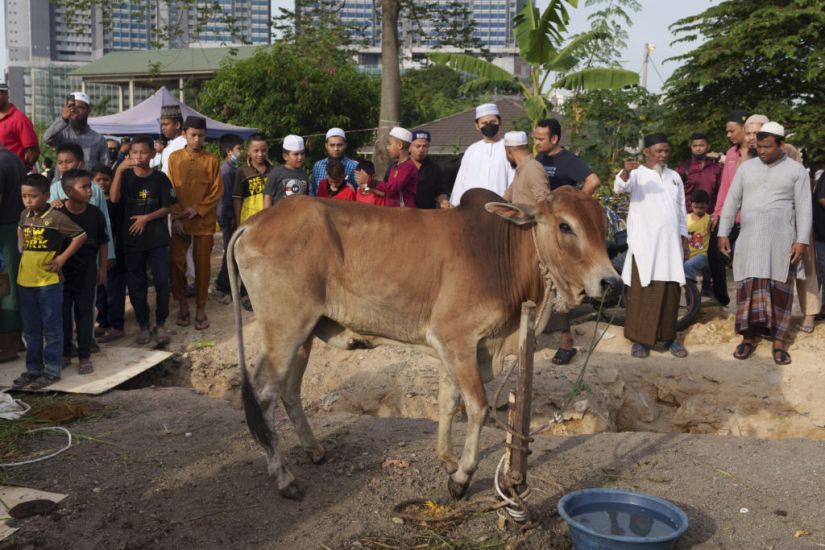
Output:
[375, 158, 417, 208]
[714, 145, 743, 223]
[355, 186, 385, 206]
[0, 104, 38, 163]
[676, 158, 722, 213]
[317, 179, 356, 201]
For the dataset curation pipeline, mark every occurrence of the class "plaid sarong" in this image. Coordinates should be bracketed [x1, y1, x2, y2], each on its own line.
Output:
[735, 273, 794, 342]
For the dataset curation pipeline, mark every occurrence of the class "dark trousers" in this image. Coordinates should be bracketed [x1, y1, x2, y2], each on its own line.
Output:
[215, 223, 233, 294]
[63, 280, 96, 360]
[19, 283, 63, 378]
[624, 259, 681, 347]
[96, 248, 126, 331]
[708, 223, 738, 306]
[126, 246, 171, 328]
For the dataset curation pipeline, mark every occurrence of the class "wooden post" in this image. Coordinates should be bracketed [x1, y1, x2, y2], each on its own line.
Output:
[501, 301, 536, 524]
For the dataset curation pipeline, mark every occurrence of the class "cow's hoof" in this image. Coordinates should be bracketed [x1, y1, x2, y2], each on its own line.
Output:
[278, 482, 305, 501]
[447, 476, 469, 500]
[308, 448, 326, 465]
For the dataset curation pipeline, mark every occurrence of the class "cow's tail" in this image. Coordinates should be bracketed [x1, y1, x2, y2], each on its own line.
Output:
[227, 225, 273, 452]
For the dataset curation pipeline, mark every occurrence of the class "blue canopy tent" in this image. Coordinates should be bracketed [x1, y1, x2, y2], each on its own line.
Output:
[88, 86, 258, 139]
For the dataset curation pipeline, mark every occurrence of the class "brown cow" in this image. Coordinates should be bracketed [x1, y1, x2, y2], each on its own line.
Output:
[227, 187, 620, 500]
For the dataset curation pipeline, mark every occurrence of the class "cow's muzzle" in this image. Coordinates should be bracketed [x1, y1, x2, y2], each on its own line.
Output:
[600, 276, 623, 300]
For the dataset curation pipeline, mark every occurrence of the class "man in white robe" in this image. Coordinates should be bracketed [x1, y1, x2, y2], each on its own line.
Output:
[614, 133, 689, 358]
[449, 103, 515, 206]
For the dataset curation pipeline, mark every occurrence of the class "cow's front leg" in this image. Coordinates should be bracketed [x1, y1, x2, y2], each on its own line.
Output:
[436, 374, 461, 474]
[443, 349, 489, 500]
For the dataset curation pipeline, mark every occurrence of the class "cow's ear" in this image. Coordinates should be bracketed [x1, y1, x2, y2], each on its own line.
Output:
[485, 202, 536, 225]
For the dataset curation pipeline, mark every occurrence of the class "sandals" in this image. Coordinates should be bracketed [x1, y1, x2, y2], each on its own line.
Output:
[772, 348, 792, 365]
[136, 329, 152, 345]
[552, 347, 577, 365]
[29, 375, 61, 390]
[631, 342, 649, 358]
[156, 326, 170, 346]
[195, 316, 210, 331]
[670, 341, 688, 358]
[176, 311, 191, 327]
[12, 372, 38, 389]
[733, 342, 756, 360]
[799, 317, 815, 333]
[78, 359, 94, 375]
[98, 329, 125, 343]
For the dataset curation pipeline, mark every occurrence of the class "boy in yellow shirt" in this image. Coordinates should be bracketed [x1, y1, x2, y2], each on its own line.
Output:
[684, 190, 710, 289]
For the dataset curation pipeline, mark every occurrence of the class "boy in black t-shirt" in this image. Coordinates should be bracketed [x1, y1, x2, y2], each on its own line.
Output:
[111, 135, 176, 346]
[58, 169, 109, 375]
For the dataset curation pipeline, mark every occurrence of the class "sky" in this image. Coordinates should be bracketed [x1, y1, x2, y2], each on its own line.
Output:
[1, 0, 713, 93]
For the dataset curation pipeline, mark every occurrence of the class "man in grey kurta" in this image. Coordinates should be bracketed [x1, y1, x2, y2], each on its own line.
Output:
[718, 122, 811, 365]
[44, 91, 108, 168]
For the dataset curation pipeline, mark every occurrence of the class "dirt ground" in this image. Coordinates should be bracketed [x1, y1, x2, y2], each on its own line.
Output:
[3, 240, 825, 548]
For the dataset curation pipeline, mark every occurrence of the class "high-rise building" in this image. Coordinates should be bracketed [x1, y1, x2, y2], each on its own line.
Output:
[4, 0, 271, 124]
[301, 0, 527, 76]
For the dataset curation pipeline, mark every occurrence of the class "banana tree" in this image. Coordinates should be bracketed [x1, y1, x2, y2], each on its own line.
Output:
[429, 0, 639, 125]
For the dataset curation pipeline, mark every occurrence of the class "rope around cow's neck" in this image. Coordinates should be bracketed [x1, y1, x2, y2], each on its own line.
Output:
[530, 224, 559, 336]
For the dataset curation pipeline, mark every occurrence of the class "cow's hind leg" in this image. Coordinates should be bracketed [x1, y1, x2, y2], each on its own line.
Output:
[281, 337, 325, 464]
[243, 353, 302, 500]
[436, 374, 461, 475]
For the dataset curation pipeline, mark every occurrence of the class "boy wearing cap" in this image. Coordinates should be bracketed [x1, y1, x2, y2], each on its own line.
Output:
[309, 128, 358, 196]
[449, 103, 515, 206]
[44, 91, 108, 168]
[718, 122, 811, 365]
[374, 127, 417, 208]
[264, 135, 308, 207]
[167, 116, 222, 331]
[409, 130, 450, 209]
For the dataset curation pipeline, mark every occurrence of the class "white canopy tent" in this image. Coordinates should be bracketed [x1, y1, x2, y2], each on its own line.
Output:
[88, 87, 258, 139]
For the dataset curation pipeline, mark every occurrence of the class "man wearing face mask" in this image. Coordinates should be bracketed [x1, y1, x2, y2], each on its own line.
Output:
[44, 91, 108, 168]
[614, 133, 689, 359]
[449, 103, 515, 206]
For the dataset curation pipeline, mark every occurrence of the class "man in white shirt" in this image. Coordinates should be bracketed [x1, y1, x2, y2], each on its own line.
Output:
[160, 104, 186, 175]
[614, 133, 689, 359]
[449, 103, 515, 206]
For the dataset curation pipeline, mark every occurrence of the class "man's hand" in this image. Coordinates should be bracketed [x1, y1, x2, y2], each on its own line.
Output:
[46, 255, 66, 273]
[710, 216, 719, 232]
[129, 215, 149, 235]
[619, 158, 638, 182]
[97, 266, 108, 286]
[61, 100, 75, 122]
[172, 219, 186, 236]
[51, 198, 64, 209]
[682, 237, 690, 261]
[182, 207, 198, 219]
[439, 197, 451, 209]
[789, 243, 807, 265]
[718, 236, 731, 257]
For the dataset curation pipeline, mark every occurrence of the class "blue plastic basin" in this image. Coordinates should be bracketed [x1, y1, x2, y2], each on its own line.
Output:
[558, 488, 689, 550]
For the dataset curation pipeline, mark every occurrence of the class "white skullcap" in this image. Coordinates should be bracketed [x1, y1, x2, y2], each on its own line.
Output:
[389, 126, 412, 143]
[760, 121, 785, 137]
[503, 131, 528, 147]
[325, 127, 346, 141]
[282, 134, 305, 152]
[475, 103, 500, 120]
[744, 114, 769, 127]
[72, 91, 91, 105]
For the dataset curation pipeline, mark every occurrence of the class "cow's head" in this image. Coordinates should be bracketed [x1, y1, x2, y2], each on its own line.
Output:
[485, 187, 621, 311]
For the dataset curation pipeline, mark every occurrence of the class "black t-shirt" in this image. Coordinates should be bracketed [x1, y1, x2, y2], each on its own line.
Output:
[414, 158, 450, 209]
[59, 204, 108, 289]
[0, 149, 25, 225]
[120, 169, 176, 251]
[536, 149, 593, 191]
[813, 173, 825, 244]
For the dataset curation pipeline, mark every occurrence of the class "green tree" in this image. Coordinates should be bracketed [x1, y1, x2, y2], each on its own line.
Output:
[429, 0, 639, 124]
[399, 65, 480, 127]
[664, 0, 825, 162]
[563, 87, 665, 187]
[198, 43, 379, 163]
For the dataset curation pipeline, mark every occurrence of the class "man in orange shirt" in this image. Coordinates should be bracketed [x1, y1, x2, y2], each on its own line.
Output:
[166, 116, 222, 330]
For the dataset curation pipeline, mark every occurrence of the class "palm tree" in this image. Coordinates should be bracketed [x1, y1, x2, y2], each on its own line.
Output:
[430, 0, 639, 124]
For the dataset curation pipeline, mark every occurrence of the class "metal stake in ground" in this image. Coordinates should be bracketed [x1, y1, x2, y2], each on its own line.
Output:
[498, 301, 536, 526]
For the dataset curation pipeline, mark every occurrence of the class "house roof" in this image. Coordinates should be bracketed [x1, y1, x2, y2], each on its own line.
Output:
[358, 97, 566, 155]
[70, 46, 263, 82]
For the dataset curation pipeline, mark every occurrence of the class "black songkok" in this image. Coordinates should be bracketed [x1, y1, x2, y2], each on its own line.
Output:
[643, 133, 668, 148]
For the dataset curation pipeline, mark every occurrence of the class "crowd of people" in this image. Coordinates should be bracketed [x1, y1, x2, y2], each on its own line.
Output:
[0, 87, 823, 389]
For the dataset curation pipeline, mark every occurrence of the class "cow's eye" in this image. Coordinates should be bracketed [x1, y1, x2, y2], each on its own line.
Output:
[559, 222, 574, 235]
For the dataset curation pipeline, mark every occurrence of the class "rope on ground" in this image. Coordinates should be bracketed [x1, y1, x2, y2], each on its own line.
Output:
[391, 495, 507, 524]
[0, 426, 73, 468]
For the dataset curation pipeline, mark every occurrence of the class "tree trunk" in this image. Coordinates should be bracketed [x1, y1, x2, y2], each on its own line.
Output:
[373, 0, 401, 178]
